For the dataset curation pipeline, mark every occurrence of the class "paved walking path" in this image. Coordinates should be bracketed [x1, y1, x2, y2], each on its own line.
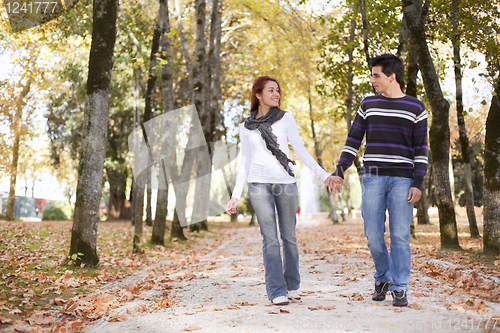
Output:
[86, 219, 500, 333]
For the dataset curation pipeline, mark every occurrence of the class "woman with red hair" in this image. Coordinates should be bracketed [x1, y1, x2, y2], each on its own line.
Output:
[226, 76, 333, 305]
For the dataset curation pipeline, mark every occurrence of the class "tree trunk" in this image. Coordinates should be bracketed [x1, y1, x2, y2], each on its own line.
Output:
[483, 90, 500, 256]
[146, 167, 153, 226]
[345, 17, 363, 177]
[69, 0, 118, 266]
[141, 0, 163, 230]
[396, 16, 408, 90]
[405, 38, 430, 225]
[402, 0, 461, 250]
[151, 0, 176, 245]
[190, 0, 209, 232]
[133, 186, 144, 253]
[6, 82, 30, 221]
[307, 85, 336, 222]
[130, 177, 136, 224]
[171, 209, 186, 239]
[358, 0, 370, 66]
[175, 0, 194, 92]
[451, 0, 480, 238]
[106, 167, 130, 220]
[329, 191, 339, 224]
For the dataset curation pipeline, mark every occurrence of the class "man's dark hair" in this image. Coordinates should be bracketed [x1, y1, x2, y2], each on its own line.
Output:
[369, 54, 404, 85]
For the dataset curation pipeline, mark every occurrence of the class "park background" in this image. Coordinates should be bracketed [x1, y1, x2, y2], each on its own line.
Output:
[1, 0, 500, 331]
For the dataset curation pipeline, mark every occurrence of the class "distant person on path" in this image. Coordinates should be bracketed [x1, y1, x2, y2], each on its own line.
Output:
[330, 54, 428, 307]
[226, 76, 334, 305]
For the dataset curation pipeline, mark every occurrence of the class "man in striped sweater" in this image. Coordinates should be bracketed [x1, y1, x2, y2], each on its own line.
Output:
[330, 54, 428, 307]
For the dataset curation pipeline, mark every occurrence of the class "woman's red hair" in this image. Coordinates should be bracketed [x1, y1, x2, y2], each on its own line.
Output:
[250, 76, 282, 112]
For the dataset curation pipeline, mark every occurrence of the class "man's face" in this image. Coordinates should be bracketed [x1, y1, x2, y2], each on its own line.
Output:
[370, 66, 394, 95]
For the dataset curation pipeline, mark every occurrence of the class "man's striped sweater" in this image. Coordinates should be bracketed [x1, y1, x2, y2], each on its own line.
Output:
[333, 94, 428, 190]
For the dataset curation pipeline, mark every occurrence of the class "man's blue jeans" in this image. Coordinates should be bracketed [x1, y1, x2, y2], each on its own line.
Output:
[361, 174, 413, 291]
[248, 182, 299, 300]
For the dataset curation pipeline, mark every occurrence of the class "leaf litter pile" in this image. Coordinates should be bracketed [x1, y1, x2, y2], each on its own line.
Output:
[0, 216, 499, 332]
[0, 221, 230, 332]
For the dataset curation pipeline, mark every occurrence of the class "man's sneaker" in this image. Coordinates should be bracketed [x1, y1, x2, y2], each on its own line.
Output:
[372, 281, 391, 301]
[272, 296, 289, 305]
[287, 290, 301, 300]
[391, 290, 408, 307]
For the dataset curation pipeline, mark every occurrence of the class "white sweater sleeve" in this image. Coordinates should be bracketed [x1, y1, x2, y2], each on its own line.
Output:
[286, 113, 331, 181]
[231, 124, 251, 200]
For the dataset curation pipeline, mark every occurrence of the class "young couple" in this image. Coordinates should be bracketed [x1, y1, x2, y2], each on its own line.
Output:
[226, 54, 428, 307]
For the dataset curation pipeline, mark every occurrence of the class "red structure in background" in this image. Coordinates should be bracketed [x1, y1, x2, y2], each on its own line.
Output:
[36, 198, 50, 215]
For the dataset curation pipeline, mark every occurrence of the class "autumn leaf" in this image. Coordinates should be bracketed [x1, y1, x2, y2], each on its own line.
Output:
[182, 325, 202, 331]
[0, 314, 13, 325]
[227, 305, 241, 309]
[409, 303, 422, 310]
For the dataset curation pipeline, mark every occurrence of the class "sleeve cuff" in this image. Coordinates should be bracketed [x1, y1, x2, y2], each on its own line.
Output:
[332, 165, 346, 179]
[411, 177, 423, 190]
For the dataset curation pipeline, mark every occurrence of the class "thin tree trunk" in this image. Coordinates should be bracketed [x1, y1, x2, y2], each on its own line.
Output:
[6, 82, 30, 221]
[133, 67, 146, 250]
[397, 16, 409, 91]
[402, 0, 461, 250]
[175, 0, 194, 92]
[170, 209, 186, 239]
[130, 177, 136, 224]
[307, 85, 336, 222]
[133, 186, 144, 253]
[190, 0, 208, 233]
[451, 0, 480, 238]
[483, 86, 500, 255]
[358, 0, 370, 66]
[345, 17, 362, 177]
[106, 168, 129, 220]
[69, 0, 118, 266]
[152, 0, 178, 245]
[405, 38, 430, 225]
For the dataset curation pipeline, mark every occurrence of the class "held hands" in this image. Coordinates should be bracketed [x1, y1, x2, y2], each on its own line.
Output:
[226, 198, 239, 215]
[325, 175, 343, 193]
[407, 187, 421, 203]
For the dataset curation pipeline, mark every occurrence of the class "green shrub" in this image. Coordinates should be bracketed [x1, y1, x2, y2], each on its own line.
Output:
[42, 201, 73, 221]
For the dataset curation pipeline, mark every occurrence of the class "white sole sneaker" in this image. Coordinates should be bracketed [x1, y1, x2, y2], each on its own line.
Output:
[272, 296, 290, 305]
[287, 290, 301, 300]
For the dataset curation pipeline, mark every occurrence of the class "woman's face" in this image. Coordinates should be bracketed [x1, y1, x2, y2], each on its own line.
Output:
[256, 81, 280, 109]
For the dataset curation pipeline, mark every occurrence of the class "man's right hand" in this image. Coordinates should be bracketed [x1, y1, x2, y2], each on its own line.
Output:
[226, 198, 239, 215]
[327, 176, 344, 193]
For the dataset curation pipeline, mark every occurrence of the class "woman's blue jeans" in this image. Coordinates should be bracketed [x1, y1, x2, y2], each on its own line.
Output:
[361, 174, 413, 291]
[248, 182, 299, 300]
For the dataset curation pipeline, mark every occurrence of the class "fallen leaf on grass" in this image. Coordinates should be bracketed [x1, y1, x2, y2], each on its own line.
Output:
[9, 309, 22, 315]
[27, 314, 52, 326]
[268, 309, 289, 314]
[240, 302, 257, 306]
[324, 306, 336, 310]
[412, 292, 424, 298]
[227, 305, 241, 310]
[0, 314, 13, 324]
[183, 325, 201, 331]
[214, 308, 223, 311]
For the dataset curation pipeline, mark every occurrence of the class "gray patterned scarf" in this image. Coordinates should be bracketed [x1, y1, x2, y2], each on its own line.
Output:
[244, 107, 296, 177]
